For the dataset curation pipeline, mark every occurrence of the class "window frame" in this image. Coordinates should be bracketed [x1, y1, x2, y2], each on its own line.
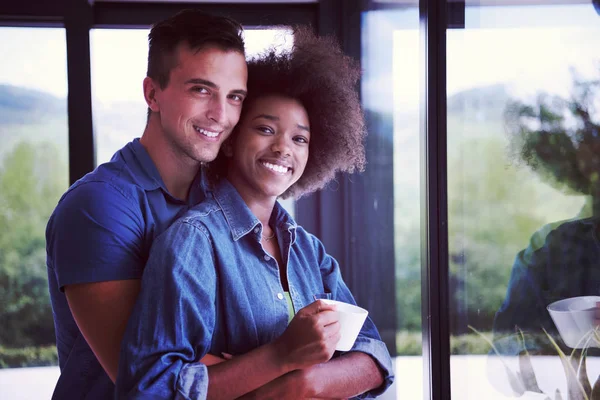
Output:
[0, 0, 456, 398]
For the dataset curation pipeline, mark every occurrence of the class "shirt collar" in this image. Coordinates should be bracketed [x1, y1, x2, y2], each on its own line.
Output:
[213, 179, 297, 242]
[121, 138, 164, 192]
[123, 139, 205, 204]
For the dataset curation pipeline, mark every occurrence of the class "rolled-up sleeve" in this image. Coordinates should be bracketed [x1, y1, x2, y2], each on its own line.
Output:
[115, 220, 216, 399]
[349, 335, 395, 398]
[314, 236, 395, 399]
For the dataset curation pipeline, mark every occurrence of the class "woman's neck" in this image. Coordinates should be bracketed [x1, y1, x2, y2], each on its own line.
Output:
[241, 194, 277, 230]
[226, 175, 277, 229]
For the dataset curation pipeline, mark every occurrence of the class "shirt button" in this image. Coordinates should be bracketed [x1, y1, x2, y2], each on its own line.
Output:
[277, 293, 284, 300]
[263, 255, 271, 261]
[254, 227, 260, 234]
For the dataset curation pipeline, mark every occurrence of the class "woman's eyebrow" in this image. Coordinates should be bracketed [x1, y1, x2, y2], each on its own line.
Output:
[252, 114, 278, 121]
[253, 114, 309, 131]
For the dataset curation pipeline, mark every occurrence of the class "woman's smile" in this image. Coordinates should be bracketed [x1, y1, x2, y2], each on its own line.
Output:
[259, 160, 292, 175]
[227, 95, 310, 202]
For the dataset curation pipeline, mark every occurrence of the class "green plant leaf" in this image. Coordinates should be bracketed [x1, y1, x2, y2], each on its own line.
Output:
[577, 348, 592, 397]
[591, 374, 600, 400]
[516, 329, 543, 393]
[468, 325, 526, 395]
[543, 328, 589, 400]
[555, 388, 563, 400]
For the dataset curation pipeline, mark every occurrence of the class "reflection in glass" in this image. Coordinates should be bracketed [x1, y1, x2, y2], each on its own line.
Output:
[0, 26, 67, 395]
[363, 6, 420, 399]
[448, 3, 600, 398]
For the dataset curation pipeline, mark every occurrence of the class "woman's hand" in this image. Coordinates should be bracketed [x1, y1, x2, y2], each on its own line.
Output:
[273, 300, 341, 371]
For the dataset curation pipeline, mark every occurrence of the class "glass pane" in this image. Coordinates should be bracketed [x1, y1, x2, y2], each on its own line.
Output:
[447, 3, 600, 398]
[90, 28, 295, 216]
[0, 27, 67, 397]
[363, 4, 421, 399]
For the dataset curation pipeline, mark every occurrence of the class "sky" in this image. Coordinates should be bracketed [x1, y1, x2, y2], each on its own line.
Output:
[0, 27, 292, 102]
[0, 3, 598, 113]
[363, 3, 600, 113]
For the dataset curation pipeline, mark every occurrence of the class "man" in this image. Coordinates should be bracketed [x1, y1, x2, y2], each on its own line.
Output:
[46, 9, 248, 399]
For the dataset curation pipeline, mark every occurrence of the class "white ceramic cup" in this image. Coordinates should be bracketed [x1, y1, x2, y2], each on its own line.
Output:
[547, 296, 600, 348]
[321, 299, 369, 351]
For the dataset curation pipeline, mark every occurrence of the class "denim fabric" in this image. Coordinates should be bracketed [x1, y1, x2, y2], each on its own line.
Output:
[116, 179, 394, 399]
[46, 138, 206, 399]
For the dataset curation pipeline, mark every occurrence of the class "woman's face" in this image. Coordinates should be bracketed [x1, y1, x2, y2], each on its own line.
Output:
[226, 95, 310, 201]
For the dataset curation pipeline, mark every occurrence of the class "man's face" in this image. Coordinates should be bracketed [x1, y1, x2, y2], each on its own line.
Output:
[150, 43, 248, 164]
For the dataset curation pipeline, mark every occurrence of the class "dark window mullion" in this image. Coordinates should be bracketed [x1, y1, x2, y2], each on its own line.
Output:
[66, 0, 95, 184]
[92, 1, 317, 28]
[420, 0, 450, 398]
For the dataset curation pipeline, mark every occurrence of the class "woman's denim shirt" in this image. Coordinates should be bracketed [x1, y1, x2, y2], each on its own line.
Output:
[116, 179, 394, 399]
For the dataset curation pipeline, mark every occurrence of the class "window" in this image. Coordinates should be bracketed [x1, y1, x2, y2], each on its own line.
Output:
[363, 5, 420, 399]
[447, 3, 600, 398]
[0, 26, 67, 393]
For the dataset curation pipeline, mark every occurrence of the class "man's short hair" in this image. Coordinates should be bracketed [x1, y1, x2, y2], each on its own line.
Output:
[147, 9, 245, 90]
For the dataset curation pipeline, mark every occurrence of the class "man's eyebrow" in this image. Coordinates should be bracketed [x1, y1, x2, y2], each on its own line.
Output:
[185, 78, 247, 96]
[184, 78, 217, 88]
[253, 114, 310, 132]
[231, 89, 248, 97]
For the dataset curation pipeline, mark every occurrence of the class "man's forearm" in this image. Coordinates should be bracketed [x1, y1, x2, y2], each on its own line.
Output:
[306, 352, 384, 399]
[206, 342, 292, 399]
[236, 352, 384, 400]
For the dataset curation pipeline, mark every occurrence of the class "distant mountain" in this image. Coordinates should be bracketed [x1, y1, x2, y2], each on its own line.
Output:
[0, 84, 67, 125]
[447, 84, 511, 123]
[0, 82, 515, 163]
[0, 85, 68, 160]
[0, 84, 146, 164]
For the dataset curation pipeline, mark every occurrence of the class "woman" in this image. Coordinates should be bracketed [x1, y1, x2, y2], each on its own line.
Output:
[116, 28, 394, 399]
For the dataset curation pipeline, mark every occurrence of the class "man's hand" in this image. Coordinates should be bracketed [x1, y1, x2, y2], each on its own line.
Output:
[201, 354, 230, 366]
[273, 300, 341, 371]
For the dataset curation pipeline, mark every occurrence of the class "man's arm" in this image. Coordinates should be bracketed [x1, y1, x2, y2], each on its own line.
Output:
[239, 352, 383, 400]
[47, 182, 148, 382]
[56, 183, 227, 383]
[66, 280, 232, 383]
[65, 280, 141, 383]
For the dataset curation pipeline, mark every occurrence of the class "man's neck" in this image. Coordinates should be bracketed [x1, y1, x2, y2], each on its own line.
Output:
[139, 120, 199, 201]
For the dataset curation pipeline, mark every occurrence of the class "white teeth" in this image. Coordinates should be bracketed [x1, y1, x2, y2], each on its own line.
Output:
[262, 162, 290, 174]
[195, 126, 219, 138]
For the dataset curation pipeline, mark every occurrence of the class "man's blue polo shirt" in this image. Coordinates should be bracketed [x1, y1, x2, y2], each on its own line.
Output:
[46, 138, 206, 399]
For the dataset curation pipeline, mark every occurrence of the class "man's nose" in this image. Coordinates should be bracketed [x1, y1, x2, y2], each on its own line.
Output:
[206, 96, 227, 125]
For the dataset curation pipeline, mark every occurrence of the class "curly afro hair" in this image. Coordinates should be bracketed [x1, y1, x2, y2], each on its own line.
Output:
[207, 26, 366, 199]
